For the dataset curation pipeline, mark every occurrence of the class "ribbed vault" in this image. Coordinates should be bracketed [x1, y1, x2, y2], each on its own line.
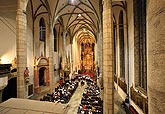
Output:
[51, 0, 101, 41]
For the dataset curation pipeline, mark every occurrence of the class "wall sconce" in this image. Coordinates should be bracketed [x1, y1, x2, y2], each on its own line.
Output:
[0, 57, 5, 64]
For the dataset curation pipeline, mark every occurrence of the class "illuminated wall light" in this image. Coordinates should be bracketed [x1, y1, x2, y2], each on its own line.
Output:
[1, 57, 6, 64]
[0, 55, 11, 64]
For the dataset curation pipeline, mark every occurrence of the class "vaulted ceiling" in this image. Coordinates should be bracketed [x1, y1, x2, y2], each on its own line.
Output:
[27, 0, 102, 41]
[0, 0, 126, 42]
[0, 0, 17, 16]
[51, 0, 101, 38]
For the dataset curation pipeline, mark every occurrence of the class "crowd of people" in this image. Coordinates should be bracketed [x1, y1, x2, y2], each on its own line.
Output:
[71, 74, 94, 83]
[40, 73, 103, 114]
[40, 80, 78, 103]
[77, 76, 103, 114]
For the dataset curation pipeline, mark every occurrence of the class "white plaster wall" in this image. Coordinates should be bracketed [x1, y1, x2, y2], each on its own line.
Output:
[0, 12, 16, 64]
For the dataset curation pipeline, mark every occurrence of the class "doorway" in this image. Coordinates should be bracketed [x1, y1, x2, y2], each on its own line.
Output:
[39, 67, 45, 86]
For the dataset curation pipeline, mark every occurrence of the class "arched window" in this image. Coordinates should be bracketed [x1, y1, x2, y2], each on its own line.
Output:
[134, 0, 147, 91]
[119, 10, 125, 80]
[39, 18, 46, 42]
[53, 27, 57, 52]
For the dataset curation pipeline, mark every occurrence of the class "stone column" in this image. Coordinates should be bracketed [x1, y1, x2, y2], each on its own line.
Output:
[147, 1, 165, 114]
[49, 19, 55, 92]
[116, 24, 120, 90]
[102, 0, 114, 114]
[96, 33, 100, 73]
[97, 31, 103, 89]
[63, 31, 67, 69]
[70, 43, 73, 74]
[100, 26, 103, 78]
[16, 0, 27, 98]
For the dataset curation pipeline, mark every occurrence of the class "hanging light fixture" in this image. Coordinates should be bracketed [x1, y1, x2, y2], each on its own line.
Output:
[68, 0, 76, 5]
[78, 13, 81, 17]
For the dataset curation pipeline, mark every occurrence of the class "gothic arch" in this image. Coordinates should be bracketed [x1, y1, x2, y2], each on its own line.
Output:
[34, 57, 49, 93]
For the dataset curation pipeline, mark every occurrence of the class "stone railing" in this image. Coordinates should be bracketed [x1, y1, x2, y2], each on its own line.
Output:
[118, 78, 127, 94]
[130, 86, 148, 114]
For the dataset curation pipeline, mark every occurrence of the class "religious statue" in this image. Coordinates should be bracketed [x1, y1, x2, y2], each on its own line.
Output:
[34, 56, 37, 65]
[11, 57, 17, 68]
[24, 67, 29, 83]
